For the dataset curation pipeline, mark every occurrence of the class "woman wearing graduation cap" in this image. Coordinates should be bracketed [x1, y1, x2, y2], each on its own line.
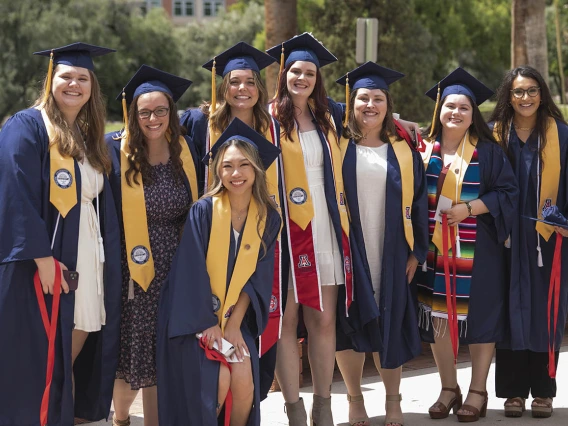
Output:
[332, 62, 429, 426]
[264, 32, 350, 425]
[0, 43, 122, 425]
[105, 65, 199, 426]
[156, 118, 282, 426]
[414, 68, 518, 422]
[180, 42, 286, 401]
[489, 66, 568, 418]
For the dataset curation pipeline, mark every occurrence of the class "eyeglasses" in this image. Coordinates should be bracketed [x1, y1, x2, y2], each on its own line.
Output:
[138, 107, 169, 119]
[510, 87, 540, 99]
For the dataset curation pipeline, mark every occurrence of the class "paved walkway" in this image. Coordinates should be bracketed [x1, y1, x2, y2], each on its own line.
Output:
[90, 347, 568, 425]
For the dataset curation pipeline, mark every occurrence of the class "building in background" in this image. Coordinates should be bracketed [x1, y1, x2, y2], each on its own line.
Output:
[139, 0, 237, 24]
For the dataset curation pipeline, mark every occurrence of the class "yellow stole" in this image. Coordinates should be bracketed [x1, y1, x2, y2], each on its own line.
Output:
[121, 134, 198, 291]
[340, 136, 414, 250]
[280, 120, 349, 238]
[41, 109, 77, 218]
[493, 118, 560, 241]
[206, 192, 266, 331]
[432, 134, 477, 252]
[207, 118, 281, 215]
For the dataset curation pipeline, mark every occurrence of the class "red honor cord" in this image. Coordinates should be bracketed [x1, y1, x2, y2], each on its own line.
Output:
[33, 259, 62, 426]
[547, 233, 563, 378]
[442, 214, 459, 364]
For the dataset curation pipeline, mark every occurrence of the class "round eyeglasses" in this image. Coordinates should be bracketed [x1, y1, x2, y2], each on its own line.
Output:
[138, 107, 170, 119]
[510, 87, 540, 99]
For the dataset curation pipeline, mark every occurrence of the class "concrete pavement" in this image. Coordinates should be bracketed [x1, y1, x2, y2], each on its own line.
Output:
[89, 347, 568, 425]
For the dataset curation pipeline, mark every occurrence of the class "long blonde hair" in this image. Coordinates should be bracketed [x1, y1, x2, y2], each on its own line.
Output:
[199, 70, 271, 135]
[203, 139, 277, 255]
[33, 65, 111, 174]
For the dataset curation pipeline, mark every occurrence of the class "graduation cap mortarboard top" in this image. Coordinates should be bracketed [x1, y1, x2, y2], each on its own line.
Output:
[336, 61, 405, 127]
[266, 33, 337, 97]
[202, 117, 281, 171]
[425, 67, 494, 137]
[117, 65, 192, 134]
[203, 42, 277, 114]
[523, 205, 568, 230]
[33, 42, 116, 106]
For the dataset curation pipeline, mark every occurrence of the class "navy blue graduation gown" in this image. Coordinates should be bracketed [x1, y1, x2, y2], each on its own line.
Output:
[180, 108, 209, 192]
[416, 140, 518, 344]
[156, 197, 281, 426]
[0, 108, 122, 426]
[493, 120, 568, 352]
[336, 140, 429, 369]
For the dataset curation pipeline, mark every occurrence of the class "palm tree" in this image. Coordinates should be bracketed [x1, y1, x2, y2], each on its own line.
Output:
[264, 0, 297, 98]
[511, 0, 548, 81]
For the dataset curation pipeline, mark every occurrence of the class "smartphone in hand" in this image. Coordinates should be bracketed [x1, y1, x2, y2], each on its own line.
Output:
[63, 270, 79, 291]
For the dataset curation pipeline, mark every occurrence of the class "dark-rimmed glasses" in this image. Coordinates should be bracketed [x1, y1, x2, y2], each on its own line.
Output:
[138, 107, 169, 119]
[510, 87, 540, 99]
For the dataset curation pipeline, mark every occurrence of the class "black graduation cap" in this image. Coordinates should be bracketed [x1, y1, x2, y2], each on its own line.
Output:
[202, 42, 276, 77]
[266, 32, 337, 69]
[117, 65, 192, 104]
[33, 42, 115, 71]
[425, 67, 493, 105]
[523, 206, 568, 230]
[202, 118, 281, 170]
[336, 61, 404, 91]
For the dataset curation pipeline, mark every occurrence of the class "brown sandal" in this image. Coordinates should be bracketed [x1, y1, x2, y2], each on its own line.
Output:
[428, 385, 462, 419]
[346, 394, 370, 426]
[112, 415, 131, 426]
[504, 397, 526, 417]
[531, 397, 553, 418]
[456, 389, 488, 422]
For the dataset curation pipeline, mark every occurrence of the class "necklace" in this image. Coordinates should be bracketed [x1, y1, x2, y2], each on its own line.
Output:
[232, 207, 248, 221]
[514, 124, 534, 131]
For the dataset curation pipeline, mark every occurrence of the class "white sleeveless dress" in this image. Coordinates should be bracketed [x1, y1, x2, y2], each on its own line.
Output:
[74, 158, 105, 332]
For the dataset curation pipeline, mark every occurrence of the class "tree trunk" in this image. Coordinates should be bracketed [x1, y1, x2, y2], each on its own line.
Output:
[511, 0, 548, 81]
[264, 0, 297, 98]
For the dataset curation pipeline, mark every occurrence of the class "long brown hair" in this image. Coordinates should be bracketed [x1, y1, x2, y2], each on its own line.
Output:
[343, 88, 400, 144]
[203, 139, 277, 255]
[198, 70, 271, 134]
[488, 66, 566, 158]
[423, 94, 496, 144]
[124, 92, 185, 186]
[33, 65, 111, 174]
[271, 61, 337, 143]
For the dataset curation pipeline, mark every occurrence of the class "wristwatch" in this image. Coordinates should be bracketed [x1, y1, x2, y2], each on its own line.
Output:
[465, 201, 473, 216]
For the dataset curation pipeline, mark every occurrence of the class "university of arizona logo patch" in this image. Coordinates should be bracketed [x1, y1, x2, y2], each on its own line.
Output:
[339, 192, 345, 205]
[344, 256, 351, 273]
[405, 206, 411, 220]
[224, 305, 235, 318]
[542, 198, 552, 213]
[54, 169, 73, 189]
[269, 295, 278, 313]
[298, 254, 311, 268]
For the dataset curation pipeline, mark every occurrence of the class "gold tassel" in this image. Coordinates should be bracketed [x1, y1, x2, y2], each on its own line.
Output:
[211, 58, 217, 114]
[121, 90, 129, 138]
[428, 82, 441, 138]
[274, 43, 285, 99]
[343, 73, 350, 128]
[42, 50, 54, 106]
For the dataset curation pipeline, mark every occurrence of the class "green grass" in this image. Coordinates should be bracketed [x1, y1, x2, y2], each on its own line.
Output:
[105, 121, 123, 134]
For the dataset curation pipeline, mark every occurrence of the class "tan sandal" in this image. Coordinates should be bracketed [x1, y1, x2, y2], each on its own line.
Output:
[385, 394, 404, 426]
[531, 397, 553, 418]
[346, 394, 370, 426]
[504, 397, 526, 417]
[112, 414, 131, 426]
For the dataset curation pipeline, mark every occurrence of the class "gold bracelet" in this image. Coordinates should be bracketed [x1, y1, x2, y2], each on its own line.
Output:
[465, 201, 473, 216]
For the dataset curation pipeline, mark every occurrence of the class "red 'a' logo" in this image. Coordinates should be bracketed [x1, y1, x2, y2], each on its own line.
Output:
[298, 254, 311, 268]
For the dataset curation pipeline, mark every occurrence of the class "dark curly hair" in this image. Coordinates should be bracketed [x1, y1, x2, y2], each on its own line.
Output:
[124, 92, 185, 186]
[488, 66, 566, 158]
[270, 61, 337, 144]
